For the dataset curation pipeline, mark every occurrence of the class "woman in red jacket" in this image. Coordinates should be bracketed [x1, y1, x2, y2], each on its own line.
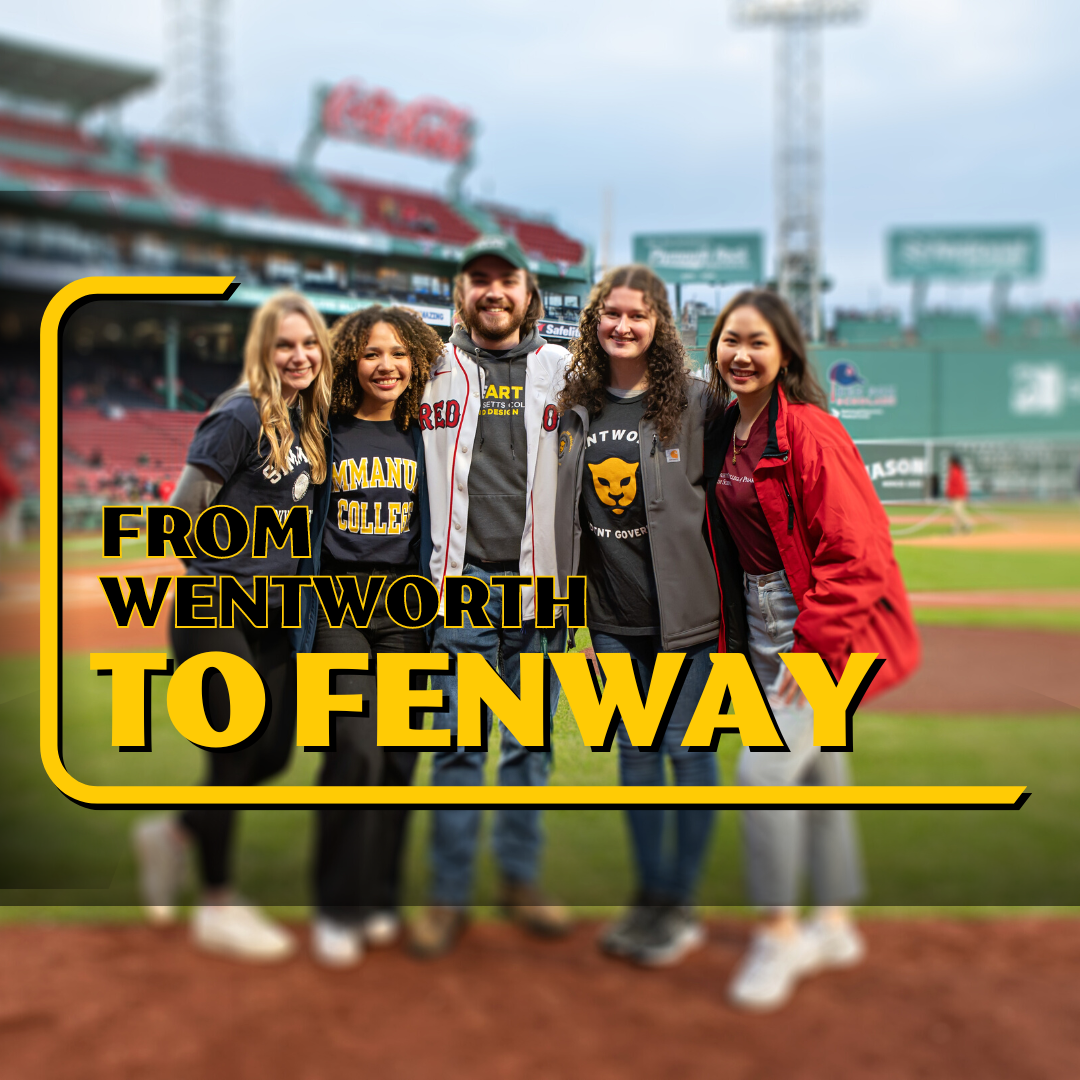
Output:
[703, 290, 919, 1011]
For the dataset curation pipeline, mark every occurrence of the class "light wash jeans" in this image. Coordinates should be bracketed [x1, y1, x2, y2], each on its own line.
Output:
[428, 562, 565, 907]
[739, 569, 865, 908]
[590, 631, 718, 906]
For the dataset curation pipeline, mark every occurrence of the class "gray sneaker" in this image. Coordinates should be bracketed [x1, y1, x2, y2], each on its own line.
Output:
[598, 905, 656, 958]
[629, 906, 707, 968]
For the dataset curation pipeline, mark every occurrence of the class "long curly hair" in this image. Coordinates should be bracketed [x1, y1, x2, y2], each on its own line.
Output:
[329, 305, 443, 430]
[558, 264, 688, 443]
[242, 291, 331, 483]
[705, 289, 828, 417]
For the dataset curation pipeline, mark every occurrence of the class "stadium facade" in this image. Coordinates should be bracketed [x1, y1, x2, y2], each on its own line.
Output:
[0, 37, 592, 518]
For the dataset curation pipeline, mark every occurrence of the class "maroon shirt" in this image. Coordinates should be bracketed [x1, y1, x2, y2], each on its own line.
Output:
[715, 409, 784, 575]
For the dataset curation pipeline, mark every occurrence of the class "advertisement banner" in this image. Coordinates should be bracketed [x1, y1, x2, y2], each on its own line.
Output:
[887, 226, 1041, 281]
[631, 232, 764, 285]
[940, 345, 1080, 438]
[809, 348, 935, 439]
[321, 81, 474, 165]
[855, 441, 931, 501]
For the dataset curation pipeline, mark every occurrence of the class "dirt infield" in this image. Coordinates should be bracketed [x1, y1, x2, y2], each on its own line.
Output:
[870, 624, 1080, 714]
[0, 917, 1077, 1080]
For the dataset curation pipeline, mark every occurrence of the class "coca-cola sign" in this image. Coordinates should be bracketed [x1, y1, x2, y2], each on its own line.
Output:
[321, 81, 474, 164]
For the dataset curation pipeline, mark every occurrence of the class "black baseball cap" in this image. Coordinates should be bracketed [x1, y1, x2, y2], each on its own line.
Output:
[458, 234, 530, 273]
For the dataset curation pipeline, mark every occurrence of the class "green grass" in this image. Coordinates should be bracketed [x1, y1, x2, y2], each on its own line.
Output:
[894, 546, 1080, 591]
[913, 607, 1080, 632]
[9, 522, 1075, 918]
[4, 654, 1079, 916]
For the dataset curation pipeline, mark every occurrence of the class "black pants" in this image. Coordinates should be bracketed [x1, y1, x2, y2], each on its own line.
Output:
[312, 570, 427, 925]
[172, 604, 295, 890]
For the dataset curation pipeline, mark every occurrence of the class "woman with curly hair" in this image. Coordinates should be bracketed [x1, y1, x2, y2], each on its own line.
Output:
[309, 304, 443, 968]
[555, 265, 723, 967]
[134, 292, 333, 961]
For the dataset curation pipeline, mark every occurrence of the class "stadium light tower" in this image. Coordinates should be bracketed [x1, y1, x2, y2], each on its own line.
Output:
[733, 0, 866, 341]
[165, 0, 232, 149]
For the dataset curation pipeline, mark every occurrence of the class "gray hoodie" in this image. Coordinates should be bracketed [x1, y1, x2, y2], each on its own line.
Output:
[450, 324, 544, 563]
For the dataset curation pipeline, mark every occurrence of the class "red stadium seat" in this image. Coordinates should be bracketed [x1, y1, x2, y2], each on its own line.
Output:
[147, 143, 335, 222]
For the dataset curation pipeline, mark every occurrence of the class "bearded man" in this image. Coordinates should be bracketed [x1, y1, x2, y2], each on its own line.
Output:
[410, 235, 573, 957]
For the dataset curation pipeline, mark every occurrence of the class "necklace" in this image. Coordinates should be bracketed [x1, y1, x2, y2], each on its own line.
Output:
[732, 429, 750, 463]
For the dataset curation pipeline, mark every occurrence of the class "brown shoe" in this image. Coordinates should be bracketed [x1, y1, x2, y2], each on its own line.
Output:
[498, 879, 574, 938]
[408, 906, 469, 959]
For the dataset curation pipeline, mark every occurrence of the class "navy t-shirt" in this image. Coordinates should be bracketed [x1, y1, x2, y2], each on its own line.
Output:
[322, 414, 420, 570]
[186, 392, 315, 598]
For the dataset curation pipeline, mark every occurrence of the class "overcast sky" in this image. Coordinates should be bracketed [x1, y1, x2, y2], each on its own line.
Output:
[4, 0, 1079, 319]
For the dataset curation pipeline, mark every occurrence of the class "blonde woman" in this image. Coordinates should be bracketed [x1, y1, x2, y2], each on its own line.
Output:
[134, 292, 333, 961]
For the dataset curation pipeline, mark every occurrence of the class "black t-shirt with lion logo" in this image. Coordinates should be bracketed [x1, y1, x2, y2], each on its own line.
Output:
[579, 391, 659, 635]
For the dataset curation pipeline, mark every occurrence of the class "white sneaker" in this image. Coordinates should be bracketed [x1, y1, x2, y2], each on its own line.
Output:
[361, 910, 401, 949]
[801, 916, 866, 974]
[132, 816, 188, 926]
[312, 918, 364, 968]
[192, 902, 296, 962]
[727, 929, 816, 1012]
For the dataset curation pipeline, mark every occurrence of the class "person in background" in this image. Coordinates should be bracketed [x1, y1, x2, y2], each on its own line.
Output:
[0, 456, 20, 562]
[133, 292, 332, 961]
[945, 453, 974, 533]
[309, 305, 440, 968]
[703, 289, 920, 1011]
[410, 236, 572, 958]
[555, 265, 724, 966]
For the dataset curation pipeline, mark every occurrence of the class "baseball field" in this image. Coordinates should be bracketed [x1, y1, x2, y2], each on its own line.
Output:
[1, 503, 1078, 1078]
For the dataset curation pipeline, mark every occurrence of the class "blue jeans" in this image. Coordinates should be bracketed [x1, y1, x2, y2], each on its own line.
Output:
[428, 563, 566, 906]
[590, 631, 718, 906]
[738, 570, 864, 908]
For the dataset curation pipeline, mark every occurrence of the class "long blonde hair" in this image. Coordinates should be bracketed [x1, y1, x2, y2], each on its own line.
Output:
[241, 292, 332, 483]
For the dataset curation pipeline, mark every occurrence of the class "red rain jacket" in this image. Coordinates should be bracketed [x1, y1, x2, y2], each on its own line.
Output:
[705, 384, 920, 702]
[945, 461, 968, 500]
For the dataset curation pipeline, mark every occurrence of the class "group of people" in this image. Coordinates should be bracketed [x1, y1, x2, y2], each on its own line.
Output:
[133, 234, 919, 1012]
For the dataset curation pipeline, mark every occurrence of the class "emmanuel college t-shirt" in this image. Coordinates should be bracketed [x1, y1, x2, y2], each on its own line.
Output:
[322, 415, 420, 569]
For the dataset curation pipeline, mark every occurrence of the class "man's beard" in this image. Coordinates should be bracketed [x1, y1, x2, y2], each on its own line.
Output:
[466, 299, 528, 340]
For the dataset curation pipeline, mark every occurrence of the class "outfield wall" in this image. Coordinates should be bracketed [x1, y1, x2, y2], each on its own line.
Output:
[805, 342, 1080, 500]
[687, 340, 1080, 500]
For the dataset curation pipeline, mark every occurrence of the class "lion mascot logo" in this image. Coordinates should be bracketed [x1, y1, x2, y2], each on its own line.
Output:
[588, 458, 639, 516]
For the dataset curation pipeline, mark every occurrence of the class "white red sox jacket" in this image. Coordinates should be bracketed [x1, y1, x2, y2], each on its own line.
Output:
[420, 338, 569, 620]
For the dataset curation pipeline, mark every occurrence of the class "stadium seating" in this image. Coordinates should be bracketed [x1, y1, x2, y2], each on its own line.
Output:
[0, 400, 40, 495]
[0, 112, 99, 153]
[333, 177, 478, 245]
[0, 106, 589, 275]
[145, 142, 334, 222]
[483, 207, 585, 266]
[0, 154, 155, 199]
[61, 407, 202, 493]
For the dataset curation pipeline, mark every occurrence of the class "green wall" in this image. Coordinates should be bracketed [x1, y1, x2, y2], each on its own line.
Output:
[809, 342, 1080, 441]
